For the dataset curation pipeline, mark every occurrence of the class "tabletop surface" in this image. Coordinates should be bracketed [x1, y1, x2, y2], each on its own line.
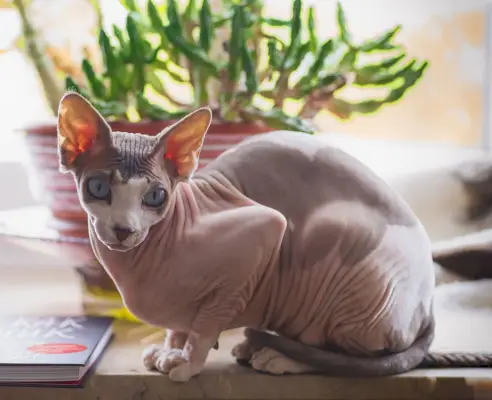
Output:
[0, 229, 491, 399]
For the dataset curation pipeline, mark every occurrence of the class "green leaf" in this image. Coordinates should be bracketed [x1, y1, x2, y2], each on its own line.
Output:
[385, 61, 428, 103]
[297, 39, 334, 87]
[99, 31, 126, 100]
[282, 0, 302, 68]
[136, 92, 188, 120]
[359, 25, 401, 52]
[260, 17, 290, 27]
[82, 58, 106, 99]
[241, 44, 258, 93]
[193, 69, 209, 106]
[119, 0, 139, 12]
[65, 76, 89, 99]
[246, 107, 314, 133]
[338, 48, 357, 71]
[147, 0, 170, 50]
[242, 7, 258, 28]
[153, 59, 187, 83]
[126, 15, 143, 59]
[146, 0, 161, 27]
[267, 39, 282, 69]
[330, 61, 429, 119]
[288, 41, 310, 71]
[318, 72, 344, 87]
[300, 72, 343, 96]
[112, 25, 126, 44]
[199, 0, 213, 52]
[120, 66, 134, 90]
[354, 58, 416, 86]
[356, 53, 405, 79]
[307, 6, 317, 53]
[213, 11, 234, 28]
[336, 1, 351, 44]
[136, 92, 171, 120]
[167, 0, 183, 36]
[92, 99, 128, 119]
[65, 76, 79, 92]
[99, 29, 118, 73]
[330, 98, 380, 118]
[145, 46, 160, 63]
[112, 25, 131, 61]
[163, 24, 219, 76]
[146, 69, 166, 95]
[184, 0, 197, 20]
[126, 14, 146, 90]
[228, 6, 245, 84]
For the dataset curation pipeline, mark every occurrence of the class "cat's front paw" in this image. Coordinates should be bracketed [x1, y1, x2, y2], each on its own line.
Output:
[142, 344, 187, 374]
[142, 344, 202, 382]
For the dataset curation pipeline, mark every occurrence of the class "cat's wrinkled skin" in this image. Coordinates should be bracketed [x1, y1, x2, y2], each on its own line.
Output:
[56, 92, 435, 382]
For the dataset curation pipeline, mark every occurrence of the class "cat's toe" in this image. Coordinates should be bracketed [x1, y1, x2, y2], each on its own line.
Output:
[155, 349, 188, 374]
[142, 345, 188, 374]
[142, 344, 164, 370]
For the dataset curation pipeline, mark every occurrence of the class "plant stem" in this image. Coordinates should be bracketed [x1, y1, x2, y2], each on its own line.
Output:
[258, 68, 272, 83]
[298, 75, 347, 119]
[13, 0, 63, 116]
[273, 72, 290, 108]
[251, 0, 263, 70]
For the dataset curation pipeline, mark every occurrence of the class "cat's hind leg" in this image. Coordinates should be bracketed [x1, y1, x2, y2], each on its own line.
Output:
[232, 330, 316, 374]
[231, 332, 263, 366]
[250, 347, 317, 375]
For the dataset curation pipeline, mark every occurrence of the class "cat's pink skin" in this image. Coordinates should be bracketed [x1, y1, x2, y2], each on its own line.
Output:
[90, 179, 287, 381]
[57, 93, 434, 382]
[90, 172, 432, 381]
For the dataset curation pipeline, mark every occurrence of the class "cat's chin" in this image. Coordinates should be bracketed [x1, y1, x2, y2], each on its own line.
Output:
[105, 243, 134, 252]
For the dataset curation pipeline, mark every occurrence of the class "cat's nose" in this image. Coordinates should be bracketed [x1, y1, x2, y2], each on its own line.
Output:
[113, 225, 134, 242]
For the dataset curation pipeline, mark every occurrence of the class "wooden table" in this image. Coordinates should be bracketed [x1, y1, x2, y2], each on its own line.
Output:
[0, 233, 491, 399]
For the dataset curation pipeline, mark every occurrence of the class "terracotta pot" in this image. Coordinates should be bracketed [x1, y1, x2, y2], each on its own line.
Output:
[20, 119, 271, 229]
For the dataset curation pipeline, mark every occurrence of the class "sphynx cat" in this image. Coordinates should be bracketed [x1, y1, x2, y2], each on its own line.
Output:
[57, 92, 490, 382]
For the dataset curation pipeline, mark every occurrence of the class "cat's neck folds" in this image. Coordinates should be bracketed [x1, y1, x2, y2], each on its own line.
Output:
[156, 172, 246, 242]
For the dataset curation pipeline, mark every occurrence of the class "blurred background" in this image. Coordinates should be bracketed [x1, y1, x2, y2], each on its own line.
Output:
[0, 0, 491, 315]
[1, 0, 489, 155]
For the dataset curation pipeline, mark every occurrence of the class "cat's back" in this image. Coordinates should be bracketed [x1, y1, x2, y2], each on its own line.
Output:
[200, 130, 416, 227]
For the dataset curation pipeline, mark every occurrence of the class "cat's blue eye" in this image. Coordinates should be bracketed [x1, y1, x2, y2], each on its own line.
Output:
[143, 187, 166, 207]
[87, 177, 111, 200]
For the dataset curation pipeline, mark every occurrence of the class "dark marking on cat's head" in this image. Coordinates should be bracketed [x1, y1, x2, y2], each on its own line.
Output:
[56, 92, 212, 252]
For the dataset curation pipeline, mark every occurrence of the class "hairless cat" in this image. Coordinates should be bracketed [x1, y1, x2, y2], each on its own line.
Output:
[56, 92, 491, 382]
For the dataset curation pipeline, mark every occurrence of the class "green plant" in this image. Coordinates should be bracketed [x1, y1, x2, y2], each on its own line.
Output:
[9, 0, 104, 115]
[66, 0, 428, 133]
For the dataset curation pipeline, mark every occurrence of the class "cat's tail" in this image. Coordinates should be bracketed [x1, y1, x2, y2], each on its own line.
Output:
[244, 319, 492, 376]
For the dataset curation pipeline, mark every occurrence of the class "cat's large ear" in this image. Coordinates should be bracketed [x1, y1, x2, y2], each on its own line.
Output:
[57, 92, 112, 173]
[153, 107, 212, 180]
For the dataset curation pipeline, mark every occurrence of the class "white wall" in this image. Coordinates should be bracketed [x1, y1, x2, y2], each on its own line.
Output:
[0, 162, 37, 211]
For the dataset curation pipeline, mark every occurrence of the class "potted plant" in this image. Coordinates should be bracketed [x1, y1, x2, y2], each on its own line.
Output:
[16, 0, 428, 226]
[10, 0, 428, 318]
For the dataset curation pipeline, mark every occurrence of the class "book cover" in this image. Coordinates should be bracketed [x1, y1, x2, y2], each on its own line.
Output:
[0, 315, 112, 367]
